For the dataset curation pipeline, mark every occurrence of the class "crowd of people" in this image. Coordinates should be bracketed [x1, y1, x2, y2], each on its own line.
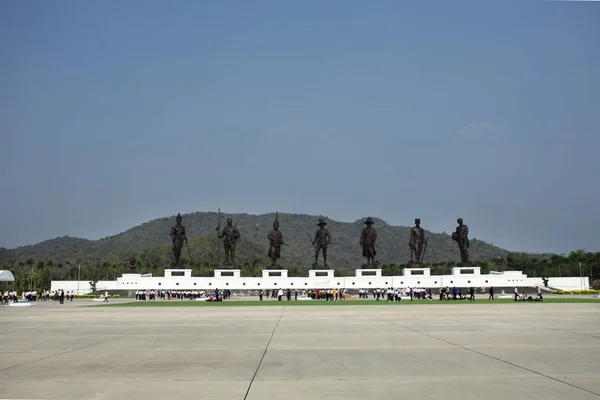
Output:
[1, 289, 74, 304]
[512, 286, 544, 301]
[357, 288, 433, 300]
[258, 288, 300, 301]
[126, 286, 540, 303]
[134, 289, 232, 302]
[257, 287, 435, 302]
[438, 286, 476, 301]
[2, 285, 545, 304]
[306, 288, 346, 301]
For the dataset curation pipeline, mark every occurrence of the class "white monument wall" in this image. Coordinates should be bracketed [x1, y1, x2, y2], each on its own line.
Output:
[50, 269, 590, 293]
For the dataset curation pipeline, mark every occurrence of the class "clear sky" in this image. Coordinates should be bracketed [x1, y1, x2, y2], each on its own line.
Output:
[1, 1, 598, 254]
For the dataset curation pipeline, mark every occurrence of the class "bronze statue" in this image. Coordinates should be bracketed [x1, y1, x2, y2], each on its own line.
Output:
[506, 254, 514, 270]
[409, 218, 427, 264]
[310, 219, 332, 268]
[267, 213, 284, 268]
[218, 217, 241, 266]
[128, 257, 137, 272]
[170, 213, 187, 267]
[360, 217, 377, 267]
[451, 218, 471, 265]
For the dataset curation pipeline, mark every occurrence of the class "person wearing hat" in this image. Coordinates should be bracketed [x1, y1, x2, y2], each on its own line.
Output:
[360, 217, 378, 267]
[170, 213, 188, 267]
[267, 213, 284, 268]
[311, 219, 332, 267]
[218, 217, 241, 266]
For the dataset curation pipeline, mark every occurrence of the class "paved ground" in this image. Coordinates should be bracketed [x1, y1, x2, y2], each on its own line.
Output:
[1, 301, 599, 400]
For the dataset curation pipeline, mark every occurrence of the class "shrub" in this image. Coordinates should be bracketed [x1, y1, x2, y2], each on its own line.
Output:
[592, 280, 600, 290]
[111, 294, 120, 298]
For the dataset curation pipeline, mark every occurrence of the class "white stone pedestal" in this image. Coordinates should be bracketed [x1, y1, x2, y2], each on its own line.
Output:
[164, 269, 192, 278]
[214, 269, 241, 278]
[356, 269, 382, 277]
[403, 268, 431, 276]
[262, 269, 288, 278]
[309, 270, 334, 278]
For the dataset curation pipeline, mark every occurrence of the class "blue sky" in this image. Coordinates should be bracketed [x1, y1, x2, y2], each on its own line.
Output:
[1, 1, 598, 254]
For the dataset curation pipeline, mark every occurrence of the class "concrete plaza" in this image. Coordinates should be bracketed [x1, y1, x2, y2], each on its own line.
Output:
[0, 301, 599, 400]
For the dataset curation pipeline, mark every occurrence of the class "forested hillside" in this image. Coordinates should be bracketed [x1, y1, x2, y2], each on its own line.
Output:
[0, 212, 508, 267]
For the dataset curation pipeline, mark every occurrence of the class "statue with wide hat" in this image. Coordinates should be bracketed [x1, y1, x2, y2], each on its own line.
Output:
[360, 217, 377, 267]
[310, 218, 332, 268]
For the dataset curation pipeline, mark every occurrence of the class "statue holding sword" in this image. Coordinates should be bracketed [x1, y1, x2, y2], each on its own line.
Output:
[267, 212, 288, 268]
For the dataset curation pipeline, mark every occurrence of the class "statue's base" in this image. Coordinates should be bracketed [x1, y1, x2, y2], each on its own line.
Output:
[355, 269, 382, 277]
[164, 269, 192, 278]
[218, 264, 236, 270]
[262, 269, 288, 278]
[361, 264, 377, 269]
[214, 269, 241, 278]
[309, 270, 335, 278]
[457, 263, 476, 267]
[312, 264, 330, 269]
[407, 262, 425, 268]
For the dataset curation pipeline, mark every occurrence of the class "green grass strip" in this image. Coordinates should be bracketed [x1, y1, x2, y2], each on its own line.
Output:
[91, 298, 600, 307]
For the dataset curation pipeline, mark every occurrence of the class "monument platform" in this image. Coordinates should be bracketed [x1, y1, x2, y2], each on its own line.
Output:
[403, 267, 430, 276]
[309, 270, 334, 278]
[356, 269, 382, 277]
[451, 266, 481, 275]
[164, 269, 192, 278]
[262, 269, 288, 278]
[50, 266, 589, 292]
[214, 269, 241, 278]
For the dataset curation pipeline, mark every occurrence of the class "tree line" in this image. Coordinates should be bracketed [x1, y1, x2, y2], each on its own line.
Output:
[2, 249, 599, 293]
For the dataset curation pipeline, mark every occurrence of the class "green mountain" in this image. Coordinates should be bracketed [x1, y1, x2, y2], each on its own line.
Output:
[0, 212, 509, 270]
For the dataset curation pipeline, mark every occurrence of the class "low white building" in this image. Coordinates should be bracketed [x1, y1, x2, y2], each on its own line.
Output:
[50, 266, 589, 295]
